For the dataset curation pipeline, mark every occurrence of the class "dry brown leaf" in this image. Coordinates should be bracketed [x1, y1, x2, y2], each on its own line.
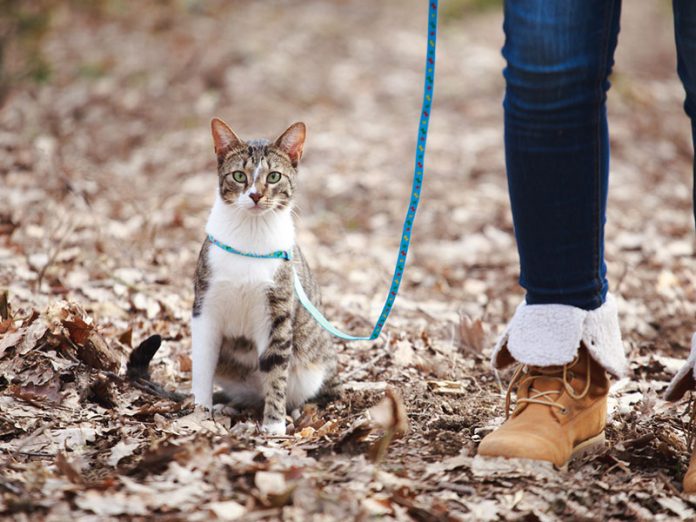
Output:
[367, 388, 409, 463]
[459, 313, 487, 353]
[118, 328, 133, 348]
[368, 388, 409, 436]
[55, 452, 84, 485]
[107, 439, 141, 467]
[8, 376, 62, 405]
[178, 353, 192, 372]
[0, 318, 12, 334]
[62, 316, 93, 345]
[0, 330, 23, 356]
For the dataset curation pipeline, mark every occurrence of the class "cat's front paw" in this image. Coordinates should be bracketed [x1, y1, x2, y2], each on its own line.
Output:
[193, 403, 214, 420]
[261, 420, 287, 436]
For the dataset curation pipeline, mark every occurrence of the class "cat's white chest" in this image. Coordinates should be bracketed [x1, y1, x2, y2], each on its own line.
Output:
[202, 198, 295, 348]
[209, 246, 281, 287]
[206, 249, 280, 345]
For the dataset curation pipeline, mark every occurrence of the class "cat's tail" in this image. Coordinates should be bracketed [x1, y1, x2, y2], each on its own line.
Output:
[126, 334, 187, 402]
[126, 334, 162, 380]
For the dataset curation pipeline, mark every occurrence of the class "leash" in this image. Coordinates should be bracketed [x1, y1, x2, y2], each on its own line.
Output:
[208, 234, 292, 261]
[208, 1, 437, 341]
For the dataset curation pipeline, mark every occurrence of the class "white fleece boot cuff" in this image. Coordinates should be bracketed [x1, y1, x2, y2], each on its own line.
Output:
[491, 293, 627, 377]
[664, 332, 696, 402]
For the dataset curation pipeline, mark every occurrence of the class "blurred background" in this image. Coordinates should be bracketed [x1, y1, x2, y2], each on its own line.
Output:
[1, 0, 693, 346]
[3, 0, 696, 517]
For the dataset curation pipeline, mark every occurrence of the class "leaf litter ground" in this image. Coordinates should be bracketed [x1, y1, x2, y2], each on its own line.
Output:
[2, 0, 696, 520]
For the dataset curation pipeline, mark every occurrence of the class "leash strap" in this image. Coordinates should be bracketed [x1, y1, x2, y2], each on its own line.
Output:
[208, 1, 437, 341]
[207, 234, 292, 261]
[294, 0, 437, 341]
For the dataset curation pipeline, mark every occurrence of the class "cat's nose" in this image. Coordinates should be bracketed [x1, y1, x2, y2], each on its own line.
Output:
[249, 193, 262, 204]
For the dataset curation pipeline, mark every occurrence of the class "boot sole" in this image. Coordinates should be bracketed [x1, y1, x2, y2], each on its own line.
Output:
[563, 431, 606, 469]
[473, 431, 606, 472]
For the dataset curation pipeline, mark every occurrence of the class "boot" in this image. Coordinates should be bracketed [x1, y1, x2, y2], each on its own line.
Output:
[664, 332, 696, 493]
[477, 346, 609, 467]
[683, 449, 696, 494]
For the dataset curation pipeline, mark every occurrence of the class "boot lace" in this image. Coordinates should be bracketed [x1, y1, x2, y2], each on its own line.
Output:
[504, 353, 592, 419]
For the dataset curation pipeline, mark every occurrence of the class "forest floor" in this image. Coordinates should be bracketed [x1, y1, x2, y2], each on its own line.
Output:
[2, 0, 696, 520]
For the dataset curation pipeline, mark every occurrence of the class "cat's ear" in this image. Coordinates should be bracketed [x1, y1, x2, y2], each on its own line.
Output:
[274, 122, 306, 168]
[211, 118, 242, 159]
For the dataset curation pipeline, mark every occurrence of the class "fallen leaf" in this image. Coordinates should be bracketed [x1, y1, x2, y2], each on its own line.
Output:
[62, 316, 93, 345]
[657, 496, 695, 519]
[0, 330, 24, 356]
[55, 452, 83, 484]
[463, 499, 499, 522]
[255, 471, 294, 507]
[361, 495, 393, 516]
[367, 388, 409, 463]
[178, 353, 192, 372]
[392, 340, 414, 366]
[368, 388, 409, 436]
[118, 328, 133, 348]
[459, 313, 487, 353]
[0, 318, 12, 334]
[207, 500, 247, 521]
[75, 490, 148, 516]
[107, 439, 140, 467]
[8, 376, 62, 405]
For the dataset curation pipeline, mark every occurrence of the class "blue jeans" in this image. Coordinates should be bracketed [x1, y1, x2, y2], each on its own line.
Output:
[504, 0, 696, 310]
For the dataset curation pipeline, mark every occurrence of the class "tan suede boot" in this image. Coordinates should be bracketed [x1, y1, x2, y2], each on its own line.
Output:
[477, 346, 609, 467]
[665, 369, 696, 493]
[663, 335, 696, 493]
[682, 450, 696, 494]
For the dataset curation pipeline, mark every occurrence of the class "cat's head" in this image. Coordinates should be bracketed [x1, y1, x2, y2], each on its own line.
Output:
[210, 117, 305, 215]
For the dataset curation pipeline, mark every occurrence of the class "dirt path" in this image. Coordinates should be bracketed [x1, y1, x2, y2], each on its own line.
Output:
[1, 0, 696, 519]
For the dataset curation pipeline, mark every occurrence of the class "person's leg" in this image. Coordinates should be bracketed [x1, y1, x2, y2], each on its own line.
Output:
[674, 0, 696, 217]
[490, 0, 627, 375]
[477, 0, 626, 466]
[665, 0, 696, 493]
[504, 0, 620, 310]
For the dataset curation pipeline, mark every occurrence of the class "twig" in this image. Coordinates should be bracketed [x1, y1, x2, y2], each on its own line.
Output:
[35, 218, 76, 292]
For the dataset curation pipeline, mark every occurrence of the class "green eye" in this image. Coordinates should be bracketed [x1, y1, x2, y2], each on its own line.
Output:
[267, 171, 282, 184]
[231, 171, 247, 183]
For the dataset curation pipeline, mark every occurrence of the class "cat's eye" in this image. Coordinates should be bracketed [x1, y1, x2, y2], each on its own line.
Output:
[266, 171, 282, 184]
[231, 171, 247, 183]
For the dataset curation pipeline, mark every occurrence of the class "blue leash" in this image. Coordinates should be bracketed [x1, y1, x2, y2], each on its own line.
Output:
[208, 234, 293, 261]
[209, 1, 437, 341]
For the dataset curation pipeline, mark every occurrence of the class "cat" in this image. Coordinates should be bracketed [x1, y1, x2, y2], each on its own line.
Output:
[191, 117, 335, 435]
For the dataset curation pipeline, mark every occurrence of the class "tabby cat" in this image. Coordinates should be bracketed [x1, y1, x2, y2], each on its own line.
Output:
[191, 117, 335, 435]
